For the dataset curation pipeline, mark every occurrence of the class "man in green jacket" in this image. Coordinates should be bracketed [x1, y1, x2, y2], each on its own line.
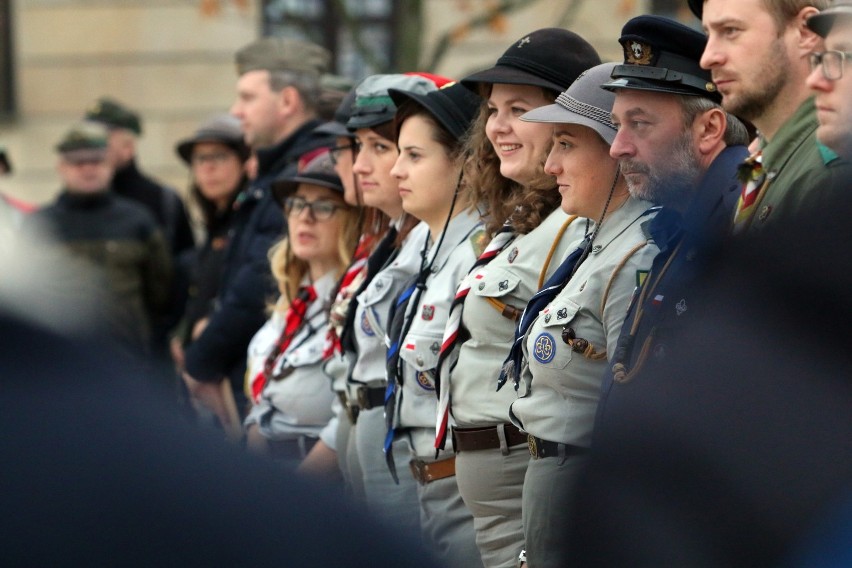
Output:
[692, 0, 852, 233]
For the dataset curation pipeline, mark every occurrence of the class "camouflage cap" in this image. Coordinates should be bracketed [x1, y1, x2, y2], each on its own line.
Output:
[56, 122, 109, 162]
[85, 97, 142, 135]
[235, 37, 330, 77]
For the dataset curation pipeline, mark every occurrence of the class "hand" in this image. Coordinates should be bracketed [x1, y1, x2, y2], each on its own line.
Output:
[297, 440, 339, 478]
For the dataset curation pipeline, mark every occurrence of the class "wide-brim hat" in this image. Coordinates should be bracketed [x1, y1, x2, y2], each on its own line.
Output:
[346, 73, 449, 131]
[601, 15, 720, 103]
[271, 148, 343, 206]
[807, 1, 852, 37]
[175, 114, 250, 164]
[521, 63, 619, 145]
[461, 28, 601, 94]
[387, 82, 481, 141]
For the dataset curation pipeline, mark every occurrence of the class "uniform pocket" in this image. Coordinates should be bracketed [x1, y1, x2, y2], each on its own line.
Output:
[470, 266, 521, 299]
[398, 330, 442, 391]
[527, 299, 582, 370]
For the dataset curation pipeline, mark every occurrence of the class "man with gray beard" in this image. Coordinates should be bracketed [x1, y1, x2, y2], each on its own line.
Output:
[590, 16, 749, 435]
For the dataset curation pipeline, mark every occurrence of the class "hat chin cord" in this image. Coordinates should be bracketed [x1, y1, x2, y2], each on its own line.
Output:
[573, 168, 620, 276]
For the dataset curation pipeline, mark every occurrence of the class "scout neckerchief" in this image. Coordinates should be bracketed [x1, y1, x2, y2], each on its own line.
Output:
[731, 150, 768, 234]
[432, 215, 577, 452]
[249, 285, 317, 403]
[323, 234, 373, 359]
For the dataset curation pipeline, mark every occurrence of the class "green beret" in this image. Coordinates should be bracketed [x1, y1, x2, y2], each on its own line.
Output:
[85, 97, 142, 135]
[235, 37, 330, 77]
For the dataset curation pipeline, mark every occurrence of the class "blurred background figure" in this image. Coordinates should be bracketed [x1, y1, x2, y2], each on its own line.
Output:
[20, 122, 172, 361]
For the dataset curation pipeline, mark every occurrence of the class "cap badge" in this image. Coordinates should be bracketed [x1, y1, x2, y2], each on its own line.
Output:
[625, 41, 653, 65]
[517, 36, 531, 48]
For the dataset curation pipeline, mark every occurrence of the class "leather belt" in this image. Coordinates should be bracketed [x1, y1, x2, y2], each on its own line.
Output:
[527, 435, 589, 460]
[409, 456, 456, 485]
[452, 423, 527, 452]
[355, 385, 386, 410]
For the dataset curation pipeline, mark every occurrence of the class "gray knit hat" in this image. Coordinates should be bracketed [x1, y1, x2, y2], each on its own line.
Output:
[521, 63, 619, 145]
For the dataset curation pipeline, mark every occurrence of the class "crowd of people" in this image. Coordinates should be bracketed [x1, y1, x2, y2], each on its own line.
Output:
[3, 0, 852, 566]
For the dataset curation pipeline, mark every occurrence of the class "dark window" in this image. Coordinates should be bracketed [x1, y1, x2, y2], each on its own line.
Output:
[261, 0, 399, 78]
[0, 0, 15, 119]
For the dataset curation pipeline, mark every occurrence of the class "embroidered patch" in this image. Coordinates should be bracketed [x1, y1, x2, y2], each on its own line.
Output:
[635, 270, 649, 288]
[416, 371, 436, 391]
[470, 229, 488, 257]
[360, 310, 375, 336]
[508, 247, 519, 264]
[421, 305, 435, 320]
[498, 279, 509, 291]
[675, 299, 687, 316]
[624, 40, 653, 65]
[556, 308, 568, 320]
[517, 36, 531, 48]
[533, 332, 556, 364]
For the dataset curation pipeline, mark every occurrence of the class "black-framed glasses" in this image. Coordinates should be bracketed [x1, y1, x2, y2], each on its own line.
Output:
[283, 196, 344, 221]
[329, 141, 361, 165]
[809, 50, 852, 81]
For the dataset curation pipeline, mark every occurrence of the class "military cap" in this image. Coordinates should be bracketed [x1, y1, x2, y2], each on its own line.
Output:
[346, 73, 448, 131]
[461, 28, 601, 94]
[521, 63, 620, 145]
[807, 0, 852, 37]
[235, 37, 330, 77]
[601, 15, 720, 103]
[85, 97, 142, 135]
[55, 122, 109, 163]
[0, 146, 11, 174]
[315, 87, 357, 138]
[271, 148, 342, 206]
[388, 82, 481, 142]
[175, 114, 250, 165]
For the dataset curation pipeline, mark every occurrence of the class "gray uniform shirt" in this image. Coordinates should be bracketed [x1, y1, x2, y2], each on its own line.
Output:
[451, 208, 587, 428]
[389, 208, 486, 457]
[510, 198, 658, 447]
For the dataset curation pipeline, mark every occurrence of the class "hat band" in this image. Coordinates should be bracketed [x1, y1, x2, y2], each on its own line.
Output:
[611, 64, 716, 96]
[554, 92, 616, 132]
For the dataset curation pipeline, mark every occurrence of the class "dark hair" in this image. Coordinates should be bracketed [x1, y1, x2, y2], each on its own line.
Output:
[393, 99, 460, 160]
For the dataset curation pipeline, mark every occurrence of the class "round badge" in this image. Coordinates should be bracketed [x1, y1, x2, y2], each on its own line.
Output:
[416, 371, 436, 391]
[533, 332, 556, 364]
[360, 310, 375, 337]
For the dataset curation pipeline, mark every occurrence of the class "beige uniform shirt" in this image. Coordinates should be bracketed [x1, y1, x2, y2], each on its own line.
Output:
[510, 198, 658, 447]
[451, 208, 587, 428]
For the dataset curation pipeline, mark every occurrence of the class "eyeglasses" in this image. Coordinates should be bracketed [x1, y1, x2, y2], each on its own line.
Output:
[329, 141, 361, 165]
[809, 50, 852, 81]
[191, 151, 233, 166]
[283, 196, 344, 221]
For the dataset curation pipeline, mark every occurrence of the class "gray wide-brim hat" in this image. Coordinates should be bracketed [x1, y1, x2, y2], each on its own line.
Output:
[807, 0, 852, 37]
[176, 114, 250, 164]
[521, 63, 619, 145]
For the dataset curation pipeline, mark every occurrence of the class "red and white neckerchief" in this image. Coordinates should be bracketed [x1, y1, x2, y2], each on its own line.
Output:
[434, 224, 516, 451]
[732, 150, 767, 234]
[322, 234, 373, 358]
[249, 285, 317, 403]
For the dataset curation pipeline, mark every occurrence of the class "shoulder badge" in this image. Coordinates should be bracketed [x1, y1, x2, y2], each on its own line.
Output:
[469, 229, 488, 257]
[533, 332, 556, 364]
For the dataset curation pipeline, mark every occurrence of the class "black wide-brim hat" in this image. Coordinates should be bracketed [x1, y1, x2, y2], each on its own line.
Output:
[461, 28, 601, 94]
[387, 82, 481, 141]
[175, 114, 250, 164]
[271, 149, 343, 206]
[807, 1, 852, 37]
[601, 15, 721, 103]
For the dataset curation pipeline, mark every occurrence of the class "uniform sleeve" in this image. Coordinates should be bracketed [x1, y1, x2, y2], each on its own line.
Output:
[601, 242, 658, 357]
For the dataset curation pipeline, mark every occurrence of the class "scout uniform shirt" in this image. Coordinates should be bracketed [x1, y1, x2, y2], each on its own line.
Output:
[451, 208, 587, 428]
[387, 208, 485, 458]
[737, 97, 852, 233]
[349, 222, 430, 396]
[243, 272, 336, 443]
[510, 197, 657, 448]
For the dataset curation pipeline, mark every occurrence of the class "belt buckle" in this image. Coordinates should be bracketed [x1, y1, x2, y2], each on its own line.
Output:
[409, 459, 427, 485]
[356, 385, 370, 409]
[527, 434, 540, 459]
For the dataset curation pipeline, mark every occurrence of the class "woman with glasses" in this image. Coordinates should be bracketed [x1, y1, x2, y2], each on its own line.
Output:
[242, 149, 359, 468]
[170, 115, 250, 395]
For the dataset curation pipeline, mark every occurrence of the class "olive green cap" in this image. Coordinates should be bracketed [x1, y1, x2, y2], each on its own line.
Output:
[235, 37, 330, 77]
[85, 97, 142, 135]
[56, 122, 109, 161]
